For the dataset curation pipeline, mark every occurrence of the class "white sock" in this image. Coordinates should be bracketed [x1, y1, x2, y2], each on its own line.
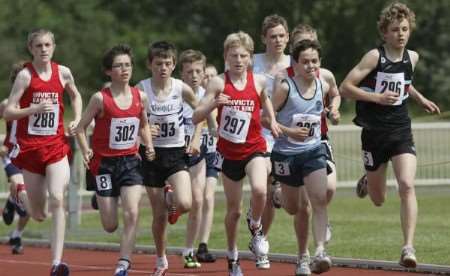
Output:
[115, 258, 130, 272]
[157, 255, 168, 268]
[182, 247, 194, 257]
[227, 249, 238, 261]
[11, 229, 23, 239]
[52, 260, 61, 266]
[250, 217, 261, 229]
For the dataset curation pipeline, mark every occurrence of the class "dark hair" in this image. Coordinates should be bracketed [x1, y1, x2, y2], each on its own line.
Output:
[179, 49, 206, 70]
[102, 44, 134, 71]
[147, 41, 177, 63]
[291, 39, 321, 62]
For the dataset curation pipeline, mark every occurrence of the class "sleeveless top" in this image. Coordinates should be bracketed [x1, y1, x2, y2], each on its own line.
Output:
[273, 77, 324, 154]
[91, 87, 142, 157]
[139, 78, 185, 148]
[217, 71, 266, 160]
[253, 53, 291, 151]
[16, 62, 66, 150]
[355, 46, 413, 131]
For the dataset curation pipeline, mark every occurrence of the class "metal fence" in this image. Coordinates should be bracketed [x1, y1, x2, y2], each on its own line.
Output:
[1, 122, 450, 197]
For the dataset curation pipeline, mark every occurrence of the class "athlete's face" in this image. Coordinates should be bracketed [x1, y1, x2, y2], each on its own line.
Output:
[262, 24, 289, 54]
[295, 48, 321, 79]
[203, 66, 218, 87]
[29, 34, 55, 63]
[150, 57, 175, 80]
[225, 46, 251, 74]
[107, 54, 133, 83]
[181, 61, 205, 90]
[383, 18, 411, 49]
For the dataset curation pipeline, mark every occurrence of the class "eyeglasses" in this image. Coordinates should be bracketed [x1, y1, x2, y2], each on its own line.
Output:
[111, 63, 132, 69]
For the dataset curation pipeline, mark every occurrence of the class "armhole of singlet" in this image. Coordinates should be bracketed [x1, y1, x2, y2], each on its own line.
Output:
[277, 78, 291, 112]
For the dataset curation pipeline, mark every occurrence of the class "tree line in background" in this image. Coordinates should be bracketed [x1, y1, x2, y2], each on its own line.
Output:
[0, 0, 448, 113]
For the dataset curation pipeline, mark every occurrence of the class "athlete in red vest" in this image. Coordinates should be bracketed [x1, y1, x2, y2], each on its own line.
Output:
[4, 29, 82, 276]
[76, 44, 154, 276]
[193, 31, 281, 276]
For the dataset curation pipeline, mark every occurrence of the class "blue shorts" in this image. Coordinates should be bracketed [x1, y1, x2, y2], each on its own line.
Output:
[205, 152, 219, 178]
[2, 157, 22, 178]
[271, 145, 327, 187]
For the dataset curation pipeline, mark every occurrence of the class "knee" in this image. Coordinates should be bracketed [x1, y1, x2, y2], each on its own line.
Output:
[397, 179, 415, 198]
[283, 203, 298, 215]
[191, 196, 203, 212]
[103, 223, 118, 233]
[177, 198, 192, 213]
[31, 211, 46, 222]
[297, 202, 311, 217]
[48, 194, 64, 210]
[123, 209, 139, 225]
[227, 209, 241, 222]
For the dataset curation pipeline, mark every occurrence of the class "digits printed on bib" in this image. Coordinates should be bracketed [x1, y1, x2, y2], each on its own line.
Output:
[274, 161, 290, 176]
[28, 104, 59, 136]
[288, 114, 321, 145]
[96, 174, 112, 191]
[109, 117, 140, 150]
[375, 72, 405, 106]
[218, 106, 251, 144]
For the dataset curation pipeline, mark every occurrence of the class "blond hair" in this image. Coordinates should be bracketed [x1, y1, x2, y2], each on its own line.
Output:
[378, 2, 416, 36]
[27, 28, 55, 47]
[223, 31, 254, 56]
[179, 49, 206, 69]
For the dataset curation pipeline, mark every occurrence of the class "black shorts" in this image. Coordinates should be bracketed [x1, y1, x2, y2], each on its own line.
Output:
[217, 152, 265, 182]
[361, 128, 416, 171]
[185, 145, 206, 167]
[271, 145, 327, 187]
[88, 155, 143, 197]
[205, 152, 219, 178]
[140, 146, 188, 188]
[321, 138, 335, 175]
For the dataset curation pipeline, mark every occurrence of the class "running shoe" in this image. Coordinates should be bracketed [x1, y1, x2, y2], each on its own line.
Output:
[295, 254, 311, 276]
[196, 243, 216, 263]
[2, 198, 15, 225]
[248, 224, 269, 257]
[50, 262, 70, 276]
[183, 252, 201, 268]
[399, 246, 417, 268]
[227, 258, 243, 276]
[356, 174, 368, 198]
[310, 251, 332, 274]
[9, 236, 23, 255]
[151, 267, 168, 276]
[255, 254, 270, 269]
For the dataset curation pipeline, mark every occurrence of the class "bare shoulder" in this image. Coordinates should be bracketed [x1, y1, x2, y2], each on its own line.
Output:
[407, 50, 419, 67]
[90, 91, 103, 104]
[58, 65, 75, 85]
[16, 68, 32, 84]
[361, 49, 380, 65]
[208, 74, 225, 93]
[319, 68, 335, 82]
[253, 73, 266, 94]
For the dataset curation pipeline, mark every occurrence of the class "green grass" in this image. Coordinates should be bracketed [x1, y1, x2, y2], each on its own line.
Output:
[1, 186, 450, 265]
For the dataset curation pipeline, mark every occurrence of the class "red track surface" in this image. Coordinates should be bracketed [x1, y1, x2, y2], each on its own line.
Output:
[0, 244, 423, 276]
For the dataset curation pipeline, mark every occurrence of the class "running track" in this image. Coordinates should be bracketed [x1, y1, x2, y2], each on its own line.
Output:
[0, 244, 425, 276]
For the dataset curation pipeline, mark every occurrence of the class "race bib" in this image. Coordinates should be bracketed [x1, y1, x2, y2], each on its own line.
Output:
[218, 106, 251, 144]
[288, 114, 321, 145]
[96, 174, 112, 191]
[150, 113, 180, 144]
[375, 72, 405, 106]
[109, 117, 140, 150]
[274, 161, 290, 176]
[184, 118, 195, 146]
[362, 150, 374, 167]
[28, 104, 59, 136]
[201, 128, 217, 153]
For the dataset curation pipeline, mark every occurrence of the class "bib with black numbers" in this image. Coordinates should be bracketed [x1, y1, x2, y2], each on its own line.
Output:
[28, 104, 59, 136]
[213, 151, 224, 169]
[375, 72, 405, 106]
[218, 106, 251, 144]
[201, 128, 217, 153]
[150, 113, 180, 144]
[109, 117, 140, 150]
[184, 118, 195, 147]
[288, 114, 321, 145]
[95, 174, 112, 191]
